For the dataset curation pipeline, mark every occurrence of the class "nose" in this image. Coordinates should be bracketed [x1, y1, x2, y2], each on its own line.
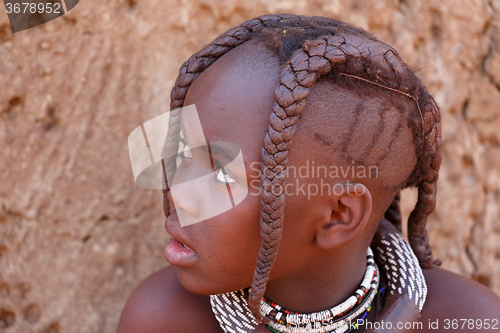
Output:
[169, 176, 202, 219]
[163, 189, 175, 217]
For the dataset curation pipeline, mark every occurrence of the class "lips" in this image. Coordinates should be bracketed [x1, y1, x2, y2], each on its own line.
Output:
[164, 237, 197, 267]
[164, 210, 197, 267]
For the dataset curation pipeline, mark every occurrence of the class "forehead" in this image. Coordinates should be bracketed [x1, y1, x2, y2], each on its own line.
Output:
[183, 41, 280, 157]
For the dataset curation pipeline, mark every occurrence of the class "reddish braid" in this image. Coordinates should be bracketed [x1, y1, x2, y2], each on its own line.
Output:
[165, 14, 442, 322]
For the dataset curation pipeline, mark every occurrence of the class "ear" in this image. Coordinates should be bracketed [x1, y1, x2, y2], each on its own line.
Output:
[315, 182, 372, 250]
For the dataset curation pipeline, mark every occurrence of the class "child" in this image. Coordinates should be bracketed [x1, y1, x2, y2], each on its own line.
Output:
[117, 14, 500, 333]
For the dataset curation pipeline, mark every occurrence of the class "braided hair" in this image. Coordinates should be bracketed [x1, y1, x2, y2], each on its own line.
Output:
[164, 14, 442, 322]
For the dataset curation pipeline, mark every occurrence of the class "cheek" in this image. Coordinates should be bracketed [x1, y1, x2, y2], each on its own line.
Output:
[267, 194, 318, 277]
[178, 189, 262, 294]
[216, 193, 261, 264]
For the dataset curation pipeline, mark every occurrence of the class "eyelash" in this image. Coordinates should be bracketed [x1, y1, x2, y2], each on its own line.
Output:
[213, 161, 236, 184]
[177, 140, 236, 184]
[178, 138, 192, 159]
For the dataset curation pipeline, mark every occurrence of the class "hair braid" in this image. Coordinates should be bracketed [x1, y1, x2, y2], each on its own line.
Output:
[408, 95, 442, 268]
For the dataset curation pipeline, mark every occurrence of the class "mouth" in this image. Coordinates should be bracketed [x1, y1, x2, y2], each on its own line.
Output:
[164, 237, 197, 267]
[180, 241, 193, 251]
[164, 211, 197, 267]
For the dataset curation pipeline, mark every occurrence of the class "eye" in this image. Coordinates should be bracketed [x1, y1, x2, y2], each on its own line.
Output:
[215, 167, 236, 184]
[180, 146, 192, 159]
[178, 139, 192, 159]
[175, 139, 192, 168]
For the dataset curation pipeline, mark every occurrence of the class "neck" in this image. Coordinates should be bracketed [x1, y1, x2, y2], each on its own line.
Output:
[262, 244, 368, 313]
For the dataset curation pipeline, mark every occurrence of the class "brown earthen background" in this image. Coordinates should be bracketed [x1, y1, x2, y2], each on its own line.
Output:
[0, 0, 499, 332]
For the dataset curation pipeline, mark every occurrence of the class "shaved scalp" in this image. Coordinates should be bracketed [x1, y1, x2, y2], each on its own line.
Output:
[165, 14, 442, 322]
[298, 78, 418, 189]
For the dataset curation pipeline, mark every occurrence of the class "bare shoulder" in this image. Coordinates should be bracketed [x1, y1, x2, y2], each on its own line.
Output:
[116, 265, 222, 333]
[419, 267, 500, 330]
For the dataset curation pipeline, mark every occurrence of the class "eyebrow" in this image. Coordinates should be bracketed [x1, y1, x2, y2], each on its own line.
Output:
[179, 122, 250, 170]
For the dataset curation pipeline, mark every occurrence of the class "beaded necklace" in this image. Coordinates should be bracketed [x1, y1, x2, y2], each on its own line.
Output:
[210, 232, 427, 333]
[265, 287, 385, 333]
[211, 248, 379, 333]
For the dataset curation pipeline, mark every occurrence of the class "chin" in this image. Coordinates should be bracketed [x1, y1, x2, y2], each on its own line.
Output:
[177, 267, 252, 296]
[176, 267, 222, 295]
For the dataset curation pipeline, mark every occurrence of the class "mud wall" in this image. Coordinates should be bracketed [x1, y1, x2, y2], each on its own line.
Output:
[0, 0, 499, 332]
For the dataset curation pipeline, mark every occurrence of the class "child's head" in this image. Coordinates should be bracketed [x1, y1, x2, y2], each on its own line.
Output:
[164, 14, 442, 320]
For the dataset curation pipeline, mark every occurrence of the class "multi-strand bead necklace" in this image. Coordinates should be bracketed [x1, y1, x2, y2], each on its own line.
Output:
[264, 288, 384, 333]
[262, 248, 380, 333]
[211, 248, 380, 333]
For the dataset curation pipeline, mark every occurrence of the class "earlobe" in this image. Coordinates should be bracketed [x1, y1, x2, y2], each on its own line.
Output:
[315, 183, 372, 250]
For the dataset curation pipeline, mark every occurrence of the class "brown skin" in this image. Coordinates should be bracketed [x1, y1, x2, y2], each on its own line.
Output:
[117, 265, 500, 333]
[117, 42, 500, 332]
